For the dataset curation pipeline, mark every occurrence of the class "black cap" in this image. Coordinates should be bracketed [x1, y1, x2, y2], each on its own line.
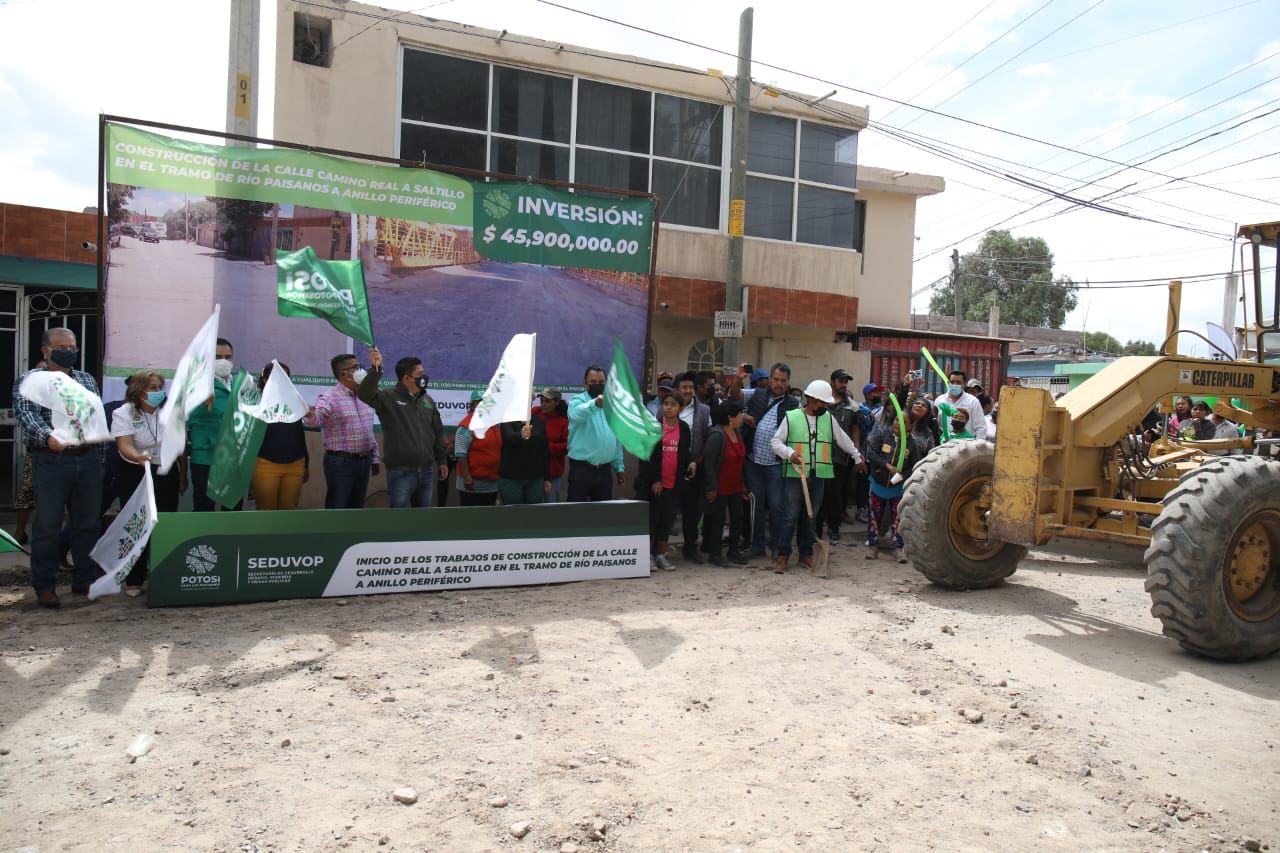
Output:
[830, 368, 852, 381]
[657, 379, 675, 392]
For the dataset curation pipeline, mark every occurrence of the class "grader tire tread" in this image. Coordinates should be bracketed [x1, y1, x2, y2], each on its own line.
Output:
[900, 440, 1027, 590]
[1144, 456, 1280, 661]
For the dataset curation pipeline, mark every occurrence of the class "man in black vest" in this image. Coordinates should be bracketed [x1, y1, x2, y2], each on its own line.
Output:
[740, 362, 797, 558]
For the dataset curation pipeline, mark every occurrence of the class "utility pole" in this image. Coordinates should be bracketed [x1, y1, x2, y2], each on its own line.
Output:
[226, 0, 261, 143]
[722, 7, 752, 372]
[951, 248, 961, 332]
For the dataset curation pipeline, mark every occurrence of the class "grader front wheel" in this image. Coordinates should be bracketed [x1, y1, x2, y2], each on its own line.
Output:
[900, 440, 1027, 589]
[1145, 457, 1280, 661]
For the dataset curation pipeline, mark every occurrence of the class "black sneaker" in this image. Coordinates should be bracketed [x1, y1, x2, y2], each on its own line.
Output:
[728, 551, 751, 566]
[829, 531, 841, 543]
[682, 548, 706, 564]
[710, 554, 730, 568]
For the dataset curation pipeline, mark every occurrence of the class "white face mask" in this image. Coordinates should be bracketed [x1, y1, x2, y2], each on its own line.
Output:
[351, 368, 368, 385]
[213, 359, 233, 380]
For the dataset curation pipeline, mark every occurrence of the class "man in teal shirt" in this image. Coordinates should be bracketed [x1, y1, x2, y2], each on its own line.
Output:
[186, 337, 238, 511]
[566, 365, 625, 502]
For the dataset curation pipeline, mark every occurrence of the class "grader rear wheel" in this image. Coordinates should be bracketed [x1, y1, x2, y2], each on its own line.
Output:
[1145, 457, 1280, 661]
[900, 440, 1027, 589]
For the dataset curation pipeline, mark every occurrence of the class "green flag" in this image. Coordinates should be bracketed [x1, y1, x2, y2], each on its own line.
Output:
[277, 245, 375, 345]
[604, 340, 662, 460]
[207, 371, 268, 509]
[0, 527, 28, 555]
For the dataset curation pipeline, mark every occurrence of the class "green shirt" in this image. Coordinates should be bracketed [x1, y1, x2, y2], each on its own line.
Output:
[186, 379, 232, 466]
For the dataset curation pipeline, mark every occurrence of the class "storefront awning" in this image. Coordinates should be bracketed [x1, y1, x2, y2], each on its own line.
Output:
[0, 255, 97, 291]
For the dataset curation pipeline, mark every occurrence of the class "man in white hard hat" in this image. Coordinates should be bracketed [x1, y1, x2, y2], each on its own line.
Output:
[768, 379, 863, 574]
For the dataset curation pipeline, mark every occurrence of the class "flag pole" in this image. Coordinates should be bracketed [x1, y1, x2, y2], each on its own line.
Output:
[525, 333, 537, 428]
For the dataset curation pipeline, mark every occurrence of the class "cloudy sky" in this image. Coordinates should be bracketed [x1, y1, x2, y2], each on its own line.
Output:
[2, 0, 1277, 351]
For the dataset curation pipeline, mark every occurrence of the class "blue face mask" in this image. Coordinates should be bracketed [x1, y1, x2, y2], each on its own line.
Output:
[146, 390, 166, 407]
[948, 384, 963, 397]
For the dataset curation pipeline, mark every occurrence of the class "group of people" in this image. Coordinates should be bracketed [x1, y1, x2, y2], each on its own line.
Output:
[11, 326, 1001, 606]
[632, 362, 1000, 574]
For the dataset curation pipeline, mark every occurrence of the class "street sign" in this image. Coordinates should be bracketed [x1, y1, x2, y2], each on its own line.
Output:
[715, 310, 745, 338]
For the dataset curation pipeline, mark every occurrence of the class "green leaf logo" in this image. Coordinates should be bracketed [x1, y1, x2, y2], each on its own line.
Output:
[482, 189, 513, 220]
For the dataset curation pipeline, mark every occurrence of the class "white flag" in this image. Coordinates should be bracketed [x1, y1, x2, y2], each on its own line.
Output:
[157, 307, 220, 474]
[17, 371, 110, 446]
[89, 464, 158, 599]
[240, 359, 309, 424]
[470, 333, 537, 439]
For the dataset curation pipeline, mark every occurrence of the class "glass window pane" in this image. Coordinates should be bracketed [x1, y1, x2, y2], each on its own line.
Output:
[747, 112, 795, 177]
[653, 94, 723, 165]
[800, 122, 858, 188]
[575, 149, 648, 193]
[400, 123, 486, 172]
[490, 138, 569, 182]
[576, 80, 650, 154]
[401, 49, 488, 130]
[745, 176, 792, 240]
[796, 185, 857, 249]
[653, 161, 720, 229]
[491, 66, 572, 143]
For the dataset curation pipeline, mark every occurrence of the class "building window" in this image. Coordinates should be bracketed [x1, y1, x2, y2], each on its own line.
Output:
[398, 47, 725, 230]
[745, 114, 863, 250]
[686, 337, 724, 373]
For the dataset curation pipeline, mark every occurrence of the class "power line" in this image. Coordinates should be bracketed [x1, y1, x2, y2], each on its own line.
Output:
[873, 0, 1002, 93]
[880, 0, 1059, 123]
[531, 0, 1278, 208]
[898, 0, 1110, 130]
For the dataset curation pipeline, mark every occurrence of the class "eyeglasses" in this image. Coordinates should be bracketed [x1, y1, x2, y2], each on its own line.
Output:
[48, 345, 78, 352]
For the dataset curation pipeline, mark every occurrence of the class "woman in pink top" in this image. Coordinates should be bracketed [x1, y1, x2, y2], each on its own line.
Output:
[636, 394, 691, 571]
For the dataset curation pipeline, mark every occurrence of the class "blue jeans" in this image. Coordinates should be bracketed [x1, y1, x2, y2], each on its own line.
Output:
[544, 475, 562, 503]
[744, 459, 785, 551]
[777, 475, 826, 558]
[387, 466, 435, 508]
[323, 453, 372, 509]
[31, 452, 103, 593]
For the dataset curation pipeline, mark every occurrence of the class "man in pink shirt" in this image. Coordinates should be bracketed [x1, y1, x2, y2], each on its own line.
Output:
[305, 353, 381, 508]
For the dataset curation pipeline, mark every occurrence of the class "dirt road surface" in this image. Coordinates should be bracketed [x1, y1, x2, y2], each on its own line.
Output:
[2, 546, 1276, 851]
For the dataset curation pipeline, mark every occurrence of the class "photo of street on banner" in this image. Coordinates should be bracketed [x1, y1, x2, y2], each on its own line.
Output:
[101, 122, 656, 426]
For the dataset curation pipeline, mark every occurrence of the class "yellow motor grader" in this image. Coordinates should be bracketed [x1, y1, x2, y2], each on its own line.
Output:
[900, 222, 1280, 661]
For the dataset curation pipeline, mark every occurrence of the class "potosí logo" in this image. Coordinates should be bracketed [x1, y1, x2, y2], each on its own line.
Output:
[182, 544, 221, 589]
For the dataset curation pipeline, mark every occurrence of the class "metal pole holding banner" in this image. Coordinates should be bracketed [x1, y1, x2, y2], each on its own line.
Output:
[722, 7, 753, 370]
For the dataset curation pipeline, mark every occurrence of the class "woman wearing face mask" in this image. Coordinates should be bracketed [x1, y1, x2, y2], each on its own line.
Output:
[864, 384, 934, 562]
[250, 362, 309, 511]
[186, 338, 238, 511]
[111, 370, 186, 595]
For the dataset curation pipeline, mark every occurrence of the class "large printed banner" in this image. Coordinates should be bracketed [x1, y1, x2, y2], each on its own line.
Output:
[147, 501, 649, 607]
[103, 123, 653, 425]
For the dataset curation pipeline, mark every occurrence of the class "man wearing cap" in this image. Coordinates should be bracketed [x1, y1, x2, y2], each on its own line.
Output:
[769, 379, 863, 573]
[646, 376, 675, 418]
[533, 388, 568, 502]
[816, 369, 865, 543]
[854, 382, 884, 524]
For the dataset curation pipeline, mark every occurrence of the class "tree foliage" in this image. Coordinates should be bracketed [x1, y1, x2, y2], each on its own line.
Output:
[162, 200, 217, 240]
[107, 185, 136, 224]
[929, 230, 1079, 328]
[1083, 331, 1123, 353]
[1122, 339, 1158, 356]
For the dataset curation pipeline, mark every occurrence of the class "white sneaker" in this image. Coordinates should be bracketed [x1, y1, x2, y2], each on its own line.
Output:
[655, 554, 676, 571]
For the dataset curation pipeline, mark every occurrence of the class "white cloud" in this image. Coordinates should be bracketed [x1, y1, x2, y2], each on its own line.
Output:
[1014, 62, 1054, 78]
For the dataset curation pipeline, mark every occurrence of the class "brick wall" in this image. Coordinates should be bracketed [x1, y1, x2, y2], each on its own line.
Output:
[0, 203, 100, 263]
[654, 274, 859, 330]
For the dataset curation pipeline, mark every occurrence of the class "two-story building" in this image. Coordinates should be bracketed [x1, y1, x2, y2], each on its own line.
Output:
[273, 0, 943, 386]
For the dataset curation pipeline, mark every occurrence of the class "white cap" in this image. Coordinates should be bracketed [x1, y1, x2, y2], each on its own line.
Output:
[803, 379, 836, 404]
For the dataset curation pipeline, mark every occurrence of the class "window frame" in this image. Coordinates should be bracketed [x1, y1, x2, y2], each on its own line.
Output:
[396, 45, 729, 233]
[743, 113, 863, 253]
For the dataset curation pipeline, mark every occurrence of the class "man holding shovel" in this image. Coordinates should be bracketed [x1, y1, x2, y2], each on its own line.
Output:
[769, 380, 863, 576]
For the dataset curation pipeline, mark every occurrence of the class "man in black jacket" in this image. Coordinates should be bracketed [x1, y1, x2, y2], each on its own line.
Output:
[359, 347, 448, 508]
[740, 363, 797, 558]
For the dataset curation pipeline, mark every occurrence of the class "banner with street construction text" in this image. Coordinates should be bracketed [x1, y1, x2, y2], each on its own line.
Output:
[147, 501, 649, 607]
[103, 122, 654, 424]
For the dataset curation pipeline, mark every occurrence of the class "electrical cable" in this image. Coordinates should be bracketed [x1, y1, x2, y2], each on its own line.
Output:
[873, 0, 1002, 93]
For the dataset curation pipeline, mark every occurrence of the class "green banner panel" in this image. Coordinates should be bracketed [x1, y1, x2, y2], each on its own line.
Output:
[147, 502, 650, 607]
[474, 182, 653, 274]
[106, 123, 472, 225]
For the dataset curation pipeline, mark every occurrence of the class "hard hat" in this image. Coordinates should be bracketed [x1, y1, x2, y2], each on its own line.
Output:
[803, 379, 836, 404]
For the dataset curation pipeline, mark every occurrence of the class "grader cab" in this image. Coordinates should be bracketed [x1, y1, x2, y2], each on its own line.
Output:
[900, 222, 1280, 661]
